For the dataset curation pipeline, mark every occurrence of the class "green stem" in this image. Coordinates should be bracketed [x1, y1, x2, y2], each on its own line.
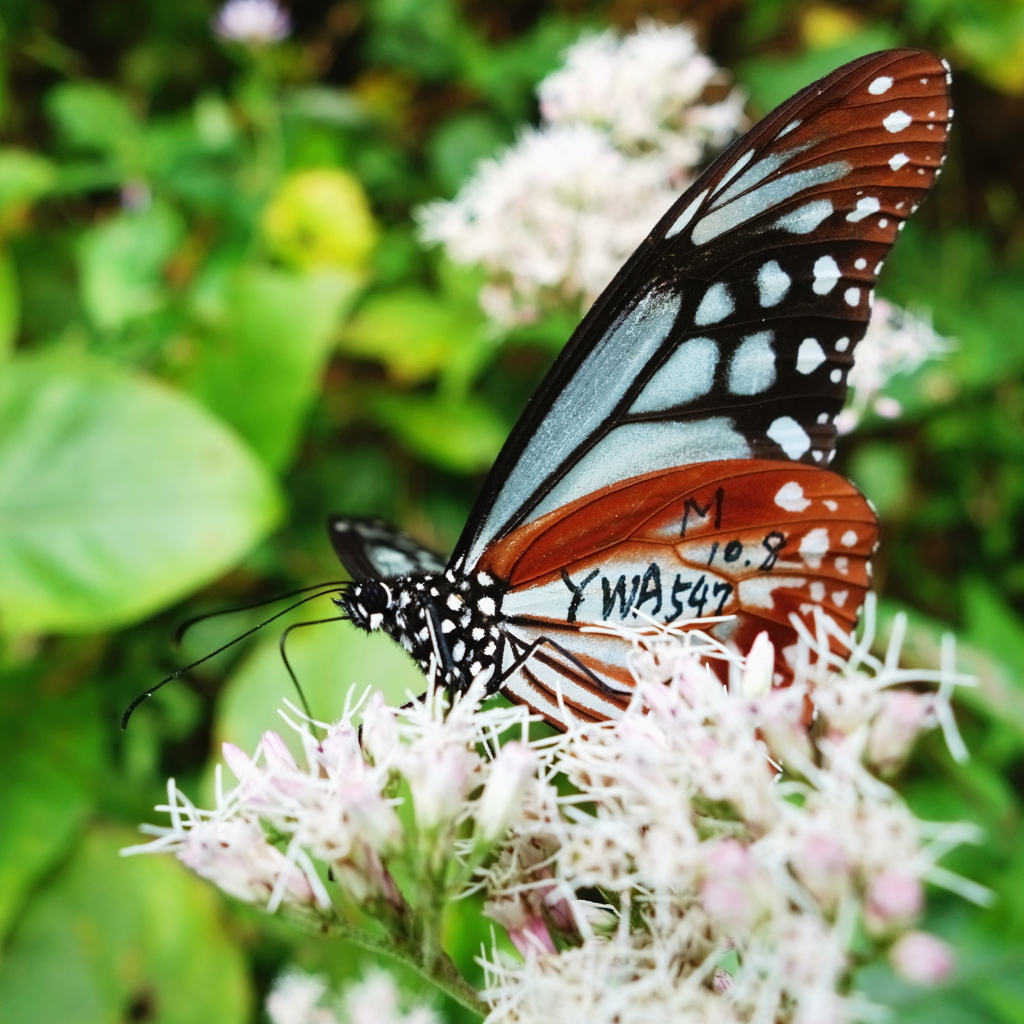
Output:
[282, 908, 489, 1019]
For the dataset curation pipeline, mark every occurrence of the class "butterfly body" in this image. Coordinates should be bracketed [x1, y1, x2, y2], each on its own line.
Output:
[338, 566, 506, 693]
[329, 49, 952, 730]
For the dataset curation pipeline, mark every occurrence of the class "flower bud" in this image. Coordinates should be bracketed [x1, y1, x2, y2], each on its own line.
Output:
[865, 871, 923, 933]
[890, 931, 954, 984]
[867, 692, 931, 773]
[741, 632, 774, 698]
[476, 742, 538, 845]
[405, 743, 478, 833]
[222, 742, 255, 781]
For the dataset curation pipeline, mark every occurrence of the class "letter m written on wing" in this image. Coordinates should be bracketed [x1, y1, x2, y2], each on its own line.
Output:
[680, 487, 724, 538]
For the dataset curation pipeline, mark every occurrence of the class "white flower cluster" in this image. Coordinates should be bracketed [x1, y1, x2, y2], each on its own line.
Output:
[479, 606, 981, 1023]
[128, 604, 980, 1024]
[124, 682, 537, 922]
[418, 24, 745, 325]
[267, 970, 440, 1024]
[214, 0, 291, 45]
[837, 299, 953, 433]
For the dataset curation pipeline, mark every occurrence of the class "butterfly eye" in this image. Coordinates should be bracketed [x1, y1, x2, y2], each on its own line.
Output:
[360, 581, 392, 613]
[345, 580, 394, 632]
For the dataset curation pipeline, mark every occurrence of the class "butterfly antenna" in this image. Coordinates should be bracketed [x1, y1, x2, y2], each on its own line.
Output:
[121, 588, 346, 729]
[174, 582, 349, 645]
[278, 614, 350, 724]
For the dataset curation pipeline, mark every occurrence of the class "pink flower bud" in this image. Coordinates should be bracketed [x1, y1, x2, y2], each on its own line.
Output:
[262, 731, 298, 772]
[507, 915, 557, 958]
[874, 396, 902, 419]
[222, 742, 256, 781]
[866, 871, 923, 932]
[407, 744, 477, 832]
[360, 693, 400, 765]
[700, 840, 765, 932]
[476, 742, 538, 844]
[890, 931, 954, 984]
[791, 832, 850, 910]
[867, 691, 931, 773]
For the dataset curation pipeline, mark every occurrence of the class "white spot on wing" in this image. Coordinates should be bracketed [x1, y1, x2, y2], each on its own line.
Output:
[665, 189, 709, 239]
[812, 256, 841, 295]
[631, 337, 719, 413]
[767, 416, 811, 459]
[692, 161, 851, 245]
[729, 331, 776, 395]
[835, 337, 850, 352]
[889, 152, 910, 171]
[883, 110, 913, 133]
[775, 481, 810, 512]
[800, 528, 830, 569]
[774, 199, 832, 234]
[834, 590, 849, 607]
[810, 581, 826, 601]
[868, 75, 893, 94]
[778, 119, 801, 137]
[796, 338, 826, 375]
[694, 282, 734, 326]
[844, 287, 861, 307]
[841, 530, 858, 547]
[711, 148, 754, 198]
[847, 197, 881, 222]
[757, 261, 790, 307]
[739, 576, 808, 609]
[835, 556, 849, 575]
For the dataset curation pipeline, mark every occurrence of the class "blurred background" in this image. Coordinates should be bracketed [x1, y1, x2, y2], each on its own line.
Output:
[1, 0, 1023, 1021]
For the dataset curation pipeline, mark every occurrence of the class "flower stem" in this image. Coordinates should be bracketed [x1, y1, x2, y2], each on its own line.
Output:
[282, 908, 489, 1019]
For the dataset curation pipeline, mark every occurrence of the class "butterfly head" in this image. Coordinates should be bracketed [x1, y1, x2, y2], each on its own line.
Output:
[337, 579, 395, 633]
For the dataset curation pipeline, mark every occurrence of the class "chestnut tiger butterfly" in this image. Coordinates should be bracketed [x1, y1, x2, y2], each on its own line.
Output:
[331, 49, 952, 731]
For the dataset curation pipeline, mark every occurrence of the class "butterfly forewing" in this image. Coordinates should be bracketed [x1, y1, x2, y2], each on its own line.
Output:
[456, 49, 950, 566]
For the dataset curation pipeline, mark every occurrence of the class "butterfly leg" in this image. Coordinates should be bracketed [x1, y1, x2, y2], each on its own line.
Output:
[501, 632, 630, 700]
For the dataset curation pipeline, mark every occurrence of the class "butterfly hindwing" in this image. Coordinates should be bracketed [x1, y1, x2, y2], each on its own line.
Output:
[475, 459, 876, 723]
[328, 516, 446, 582]
[456, 49, 950, 567]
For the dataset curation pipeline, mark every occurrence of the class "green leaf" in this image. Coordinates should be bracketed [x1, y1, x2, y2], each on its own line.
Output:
[189, 266, 362, 470]
[738, 26, 900, 112]
[76, 203, 184, 333]
[339, 286, 491, 387]
[0, 148, 56, 217]
[0, 670, 103, 939]
[0, 248, 18, 361]
[0, 354, 282, 634]
[46, 82, 140, 156]
[427, 112, 509, 195]
[849, 443, 913, 518]
[0, 826, 252, 1024]
[215, 615, 427, 761]
[369, 392, 507, 473]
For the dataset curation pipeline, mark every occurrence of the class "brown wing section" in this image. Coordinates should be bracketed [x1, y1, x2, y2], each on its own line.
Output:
[481, 460, 878, 712]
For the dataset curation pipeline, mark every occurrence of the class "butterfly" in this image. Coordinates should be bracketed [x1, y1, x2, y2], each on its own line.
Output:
[330, 49, 952, 731]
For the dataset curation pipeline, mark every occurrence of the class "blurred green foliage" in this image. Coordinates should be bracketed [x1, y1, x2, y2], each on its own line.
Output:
[0, 1, 1023, 1021]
